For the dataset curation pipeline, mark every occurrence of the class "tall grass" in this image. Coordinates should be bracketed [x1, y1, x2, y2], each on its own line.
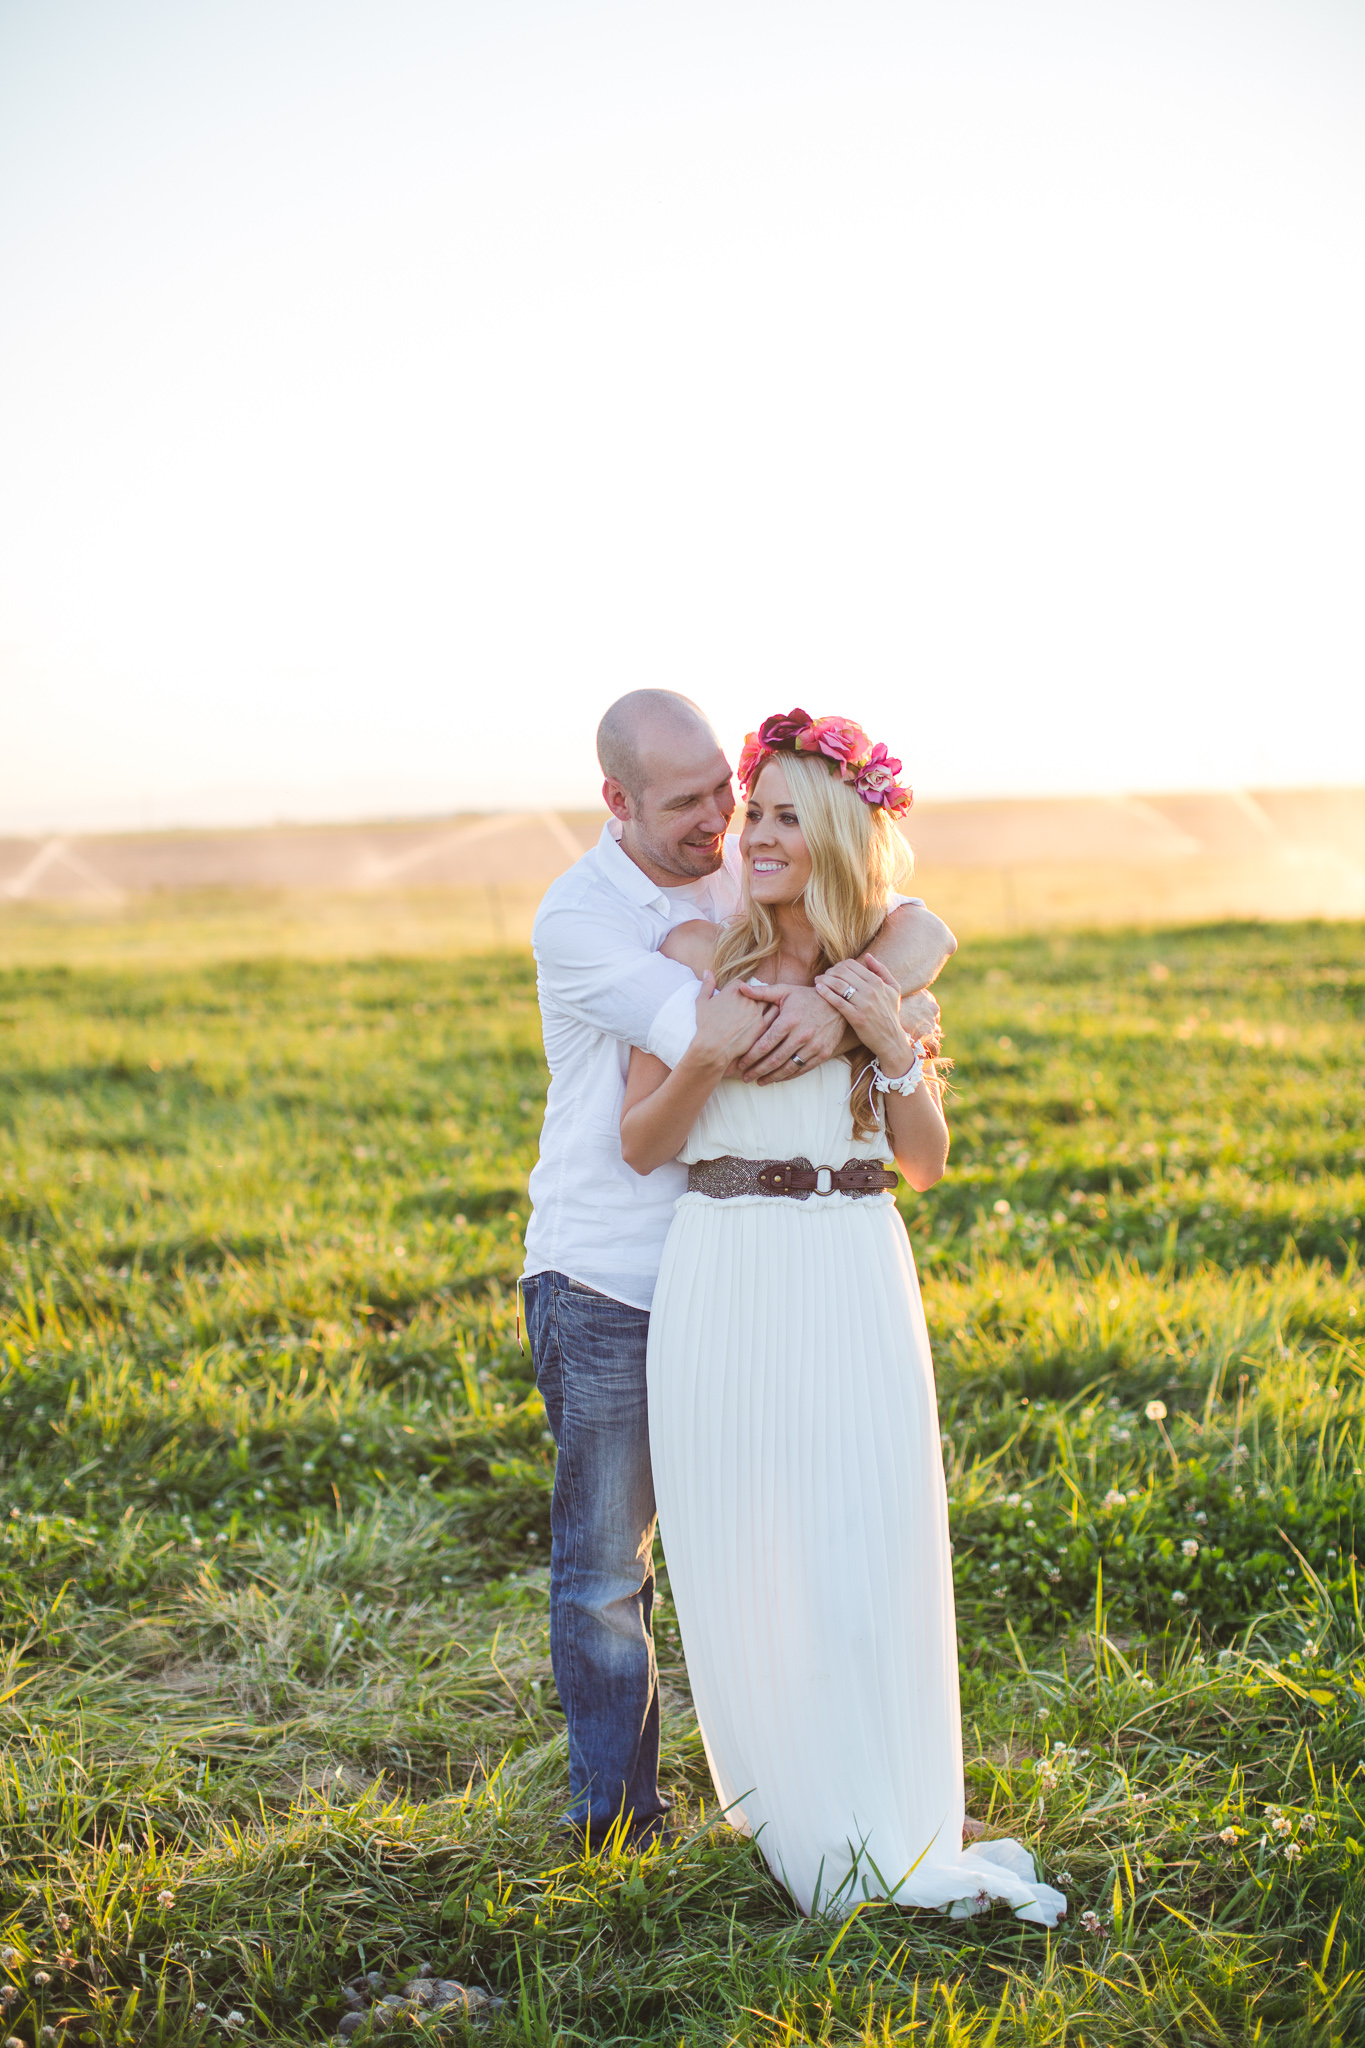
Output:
[1, 921, 1362, 2044]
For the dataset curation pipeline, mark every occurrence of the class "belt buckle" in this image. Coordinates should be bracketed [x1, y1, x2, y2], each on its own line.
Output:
[815, 1166, 833, 1195]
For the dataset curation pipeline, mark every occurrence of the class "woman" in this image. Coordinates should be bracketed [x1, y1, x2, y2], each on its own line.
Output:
[620, 709, 1065, 1925]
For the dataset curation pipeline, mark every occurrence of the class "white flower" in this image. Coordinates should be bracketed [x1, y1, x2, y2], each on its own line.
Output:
[1268, 1809, 1292, 1836]
[1283, 1841, 1302, 1861]
[1182, 1539, 1199, 1558]
[1005, 1493, 1022, 1507]
[225, 2014, 245, 2031]
[1145, 1400, 1167, 1421]
[1171, 1589, 1189, 1605]
[339, 1433, 356, 1448]
[988, 1562, 1000, 1574]
[1301, 1813, 1318, 1835]
[1102, 1489, 1126, 1510]
[1195, 1510, 1207, 1524]
[301, 1462, 315, 1474]
[157, 1889, 175, 1908]
[1080, 1909, 1106, 1933]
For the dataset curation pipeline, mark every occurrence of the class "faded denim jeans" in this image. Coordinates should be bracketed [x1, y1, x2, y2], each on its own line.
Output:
[521, 1271, 667, 1835]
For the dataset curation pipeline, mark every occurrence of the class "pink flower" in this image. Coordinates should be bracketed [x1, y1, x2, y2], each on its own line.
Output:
[853, 742, 914, 816]
[736, 731, 769, 792]
[794, 714, 871, 768]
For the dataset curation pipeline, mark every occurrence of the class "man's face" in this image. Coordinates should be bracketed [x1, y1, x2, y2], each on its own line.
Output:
[608, 737, 736, 883]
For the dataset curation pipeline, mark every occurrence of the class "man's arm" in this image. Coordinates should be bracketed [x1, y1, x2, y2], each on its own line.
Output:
[868, 900, 958, 994]
[534, 900, 701, 1066]
[736, 901, 958, 1084]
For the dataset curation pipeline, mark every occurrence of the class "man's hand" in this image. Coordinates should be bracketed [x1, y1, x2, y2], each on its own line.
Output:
[733, 984, 847, 1084]
[901, 987, 941, 1055]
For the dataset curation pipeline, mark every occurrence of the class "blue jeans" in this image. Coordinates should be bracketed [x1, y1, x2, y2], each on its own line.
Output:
[521, 1271, 667, 1833]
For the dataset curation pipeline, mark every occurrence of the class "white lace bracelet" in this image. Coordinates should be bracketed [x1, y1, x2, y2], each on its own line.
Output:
[872, 1041, 926, 1096]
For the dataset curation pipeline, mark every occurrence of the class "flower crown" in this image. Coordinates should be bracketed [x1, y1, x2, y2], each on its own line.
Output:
[736, 708, 913, 819]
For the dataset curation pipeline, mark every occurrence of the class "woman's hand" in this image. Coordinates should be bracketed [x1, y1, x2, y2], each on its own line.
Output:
[691, 972, 775, 1073]
[814, 953, 911, 1072]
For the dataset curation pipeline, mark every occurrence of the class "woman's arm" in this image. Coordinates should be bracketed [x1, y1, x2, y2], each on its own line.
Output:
[814, 954, 950, 1192]
[621, 979, 774, 1173]
[620, 924, 775, 1174]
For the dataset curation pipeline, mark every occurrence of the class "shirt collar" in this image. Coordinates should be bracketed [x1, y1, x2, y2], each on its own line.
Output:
[593, 821, 671, 915]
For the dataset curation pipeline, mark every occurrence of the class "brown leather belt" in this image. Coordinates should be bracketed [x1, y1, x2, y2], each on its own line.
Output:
[687, 1154, 899, 1201]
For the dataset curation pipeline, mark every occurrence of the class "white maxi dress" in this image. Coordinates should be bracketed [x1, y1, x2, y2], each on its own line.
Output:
[647, 1060, 1065, 1924]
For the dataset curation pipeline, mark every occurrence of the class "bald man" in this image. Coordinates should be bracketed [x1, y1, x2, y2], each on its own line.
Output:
[521, 690, 955, 1849]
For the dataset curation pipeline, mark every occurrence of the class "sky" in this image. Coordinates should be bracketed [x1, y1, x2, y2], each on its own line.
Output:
[2, 0, 1363, 834]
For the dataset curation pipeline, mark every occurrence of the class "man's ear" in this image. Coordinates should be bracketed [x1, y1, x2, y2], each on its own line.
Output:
[602, 777, 633, 825]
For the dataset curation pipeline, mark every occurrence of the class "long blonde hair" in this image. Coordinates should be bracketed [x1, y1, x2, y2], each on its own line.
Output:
[713, 751, 913, 1136]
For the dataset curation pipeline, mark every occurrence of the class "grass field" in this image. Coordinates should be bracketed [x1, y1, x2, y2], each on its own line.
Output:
[1, 917, 1364, 2046]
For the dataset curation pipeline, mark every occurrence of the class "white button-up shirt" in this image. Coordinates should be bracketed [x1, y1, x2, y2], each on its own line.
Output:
[523, 823, 743, 1310]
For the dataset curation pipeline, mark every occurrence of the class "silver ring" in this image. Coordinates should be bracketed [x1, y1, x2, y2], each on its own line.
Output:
[842, 984, 857, 1001]
[790, 1053, 804, 1065]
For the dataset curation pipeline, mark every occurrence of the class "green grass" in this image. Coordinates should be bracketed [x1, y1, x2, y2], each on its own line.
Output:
[1, 919, 1363, 2046]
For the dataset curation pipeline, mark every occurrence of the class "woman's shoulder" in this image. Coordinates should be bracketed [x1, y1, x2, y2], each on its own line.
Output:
[660, 919, 719, 975]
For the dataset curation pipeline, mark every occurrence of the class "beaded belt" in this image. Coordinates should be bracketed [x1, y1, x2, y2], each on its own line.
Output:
[687, 1154, 899, 1201]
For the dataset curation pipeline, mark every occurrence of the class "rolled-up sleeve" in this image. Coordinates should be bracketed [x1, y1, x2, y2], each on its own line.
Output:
[645, 980, 701, 1067]
[533, 901, 699, 1058]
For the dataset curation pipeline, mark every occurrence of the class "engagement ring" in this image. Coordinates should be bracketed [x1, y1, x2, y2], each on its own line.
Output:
[842, 984, 857, 1001]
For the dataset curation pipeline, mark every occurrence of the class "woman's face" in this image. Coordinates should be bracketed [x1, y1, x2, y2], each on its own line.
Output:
[739, 759, 813, 907]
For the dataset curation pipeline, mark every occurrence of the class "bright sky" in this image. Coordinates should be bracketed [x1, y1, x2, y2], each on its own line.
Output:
[2, 0, 1363, 833]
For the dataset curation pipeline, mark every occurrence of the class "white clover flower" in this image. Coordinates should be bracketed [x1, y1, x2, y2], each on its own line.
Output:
[1080, 1909, 1106, 1933]
[157, 1889, 175, 1908]
[1301, 1813, 1318, 1834]
[1182, 1539, 1199, 1558]
[1145, 1400, 1167, 1421]
[1005, 1493, 1022, 1507]
[1102, 1489, 1126, 1511]
[1172, 1589, 1189, 1605]
[225, 2013, 245, 2030]
[339, 1433, 356, 1448]
[1283, 1841, 1302, 1861]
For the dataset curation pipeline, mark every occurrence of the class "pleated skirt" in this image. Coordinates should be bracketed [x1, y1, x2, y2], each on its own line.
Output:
[648, 1190, 1064, 1924]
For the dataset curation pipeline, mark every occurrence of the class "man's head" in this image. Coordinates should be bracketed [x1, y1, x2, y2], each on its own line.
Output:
[597, 690, 735, 885]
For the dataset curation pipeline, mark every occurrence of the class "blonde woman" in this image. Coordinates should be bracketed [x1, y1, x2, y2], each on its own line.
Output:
[620, 710, 1065, 1925]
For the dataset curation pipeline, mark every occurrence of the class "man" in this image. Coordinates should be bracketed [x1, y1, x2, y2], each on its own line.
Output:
[521, 690, 956, 1847]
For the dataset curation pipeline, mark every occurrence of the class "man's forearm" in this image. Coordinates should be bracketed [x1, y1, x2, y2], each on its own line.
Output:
[871, 902, 957, 994]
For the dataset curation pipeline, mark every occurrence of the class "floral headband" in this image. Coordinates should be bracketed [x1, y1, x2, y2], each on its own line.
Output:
[736, 708, 913, 819]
